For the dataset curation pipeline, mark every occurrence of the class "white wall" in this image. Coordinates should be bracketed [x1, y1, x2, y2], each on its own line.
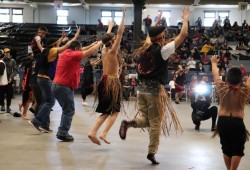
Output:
[37, 5, 87, 24]
[2, 3, 250, 27]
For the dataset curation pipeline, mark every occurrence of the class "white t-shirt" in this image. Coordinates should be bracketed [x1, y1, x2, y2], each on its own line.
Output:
[187, 60, 196, 69]
[161, 41, 175, 61]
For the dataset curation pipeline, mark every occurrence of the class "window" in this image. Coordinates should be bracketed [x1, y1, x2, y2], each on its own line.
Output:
[218, 11, 229, 22]
[12, 9, 23, 23]
[204, 11, 215, 27]
[114, 11, 122, 25]
[162, 11, 170, 25]
[101, 10, 123, 25]
[57, 10, 68, 25]
[204, 11, 229, 27]
[101, 11, 112, 25]
[0, 8, 10, 23]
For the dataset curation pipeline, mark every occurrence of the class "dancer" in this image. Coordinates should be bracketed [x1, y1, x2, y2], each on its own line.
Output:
[81, 55, 101, 106]
[119, 7, 191, 164]
[211, 55, 250, 170]
[88, 6, 126, 145]
[52, 40, 103, 142]
[29, 26, 48, 115]
[19, 52, 34, 120]
[29, 29, 80, 133]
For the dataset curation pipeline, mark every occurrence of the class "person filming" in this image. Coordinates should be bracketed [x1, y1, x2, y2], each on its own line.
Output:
[191, 81, 217, 131]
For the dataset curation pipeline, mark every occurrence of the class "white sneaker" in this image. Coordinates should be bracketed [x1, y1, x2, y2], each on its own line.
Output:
[82, 102, 89, 106]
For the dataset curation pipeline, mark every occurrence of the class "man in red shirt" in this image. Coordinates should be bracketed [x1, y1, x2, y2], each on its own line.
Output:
[52, 40, 103, 142]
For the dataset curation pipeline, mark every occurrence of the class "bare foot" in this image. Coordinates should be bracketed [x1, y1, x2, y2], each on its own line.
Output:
[22, 115, 30, 120]
[18, 103, 22, 112]
[99, 135, 110, 144]
[88, 134, 101, 145]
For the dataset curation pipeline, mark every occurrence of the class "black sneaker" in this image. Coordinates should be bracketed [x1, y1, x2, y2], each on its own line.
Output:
[1, 106, 5, 111]
[195, 125, 200, 131]
[147, 153, 160, 165]
[39, 125, 53, 133]
[28, 119, 41, 132]
[119, 120, 128, 140]
[29, 108, 35, 114]
[56, 134, 74, 142]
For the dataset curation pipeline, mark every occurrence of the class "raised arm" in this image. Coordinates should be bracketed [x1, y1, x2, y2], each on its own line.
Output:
[57, 28, 80, 54]
[82, 41, 97, 51]
[112, 6, 126, 51]
[81, 41, 103, 58]
[174, 7, 191, 49]
[145, 11, 162, 44]
[90, 56, 101, 67]
[56, 28, 66, 47]
[246, 76, 250, 90]
[211, 55, 220, 83]
[106, 20, 114, 34]
[154, 11, 162, 27]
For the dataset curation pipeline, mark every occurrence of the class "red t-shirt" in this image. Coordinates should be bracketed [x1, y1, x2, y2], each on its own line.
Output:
[53, 49, 83, 89]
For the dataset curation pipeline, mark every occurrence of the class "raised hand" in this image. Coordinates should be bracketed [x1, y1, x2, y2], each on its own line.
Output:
[211, 55, 220, 64]
[182, 7, 191, 21]
[75, 28, 80, 39]
[62, 28, 66, 37]
[122, 6, 126, 16]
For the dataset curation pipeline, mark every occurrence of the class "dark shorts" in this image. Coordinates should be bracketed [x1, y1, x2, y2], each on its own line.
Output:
[217, 116, 247, 157]
[96, 76, 121, 115]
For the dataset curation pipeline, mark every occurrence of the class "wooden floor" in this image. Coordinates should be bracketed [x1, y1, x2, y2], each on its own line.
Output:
[0, 94, 250, 170]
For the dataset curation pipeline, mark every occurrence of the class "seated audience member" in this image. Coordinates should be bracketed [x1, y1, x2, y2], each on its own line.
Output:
[123, 75, 131, 101]
[174, 65, 186, 104]
[186, 57, 196, 71]
[236, 41, 247, 50]
[235, 30, 244, 42]
[191, 47, 201, 60]
[197, 62, 205, 73]
[220, 42, 232, 51]
[200, 41, 213, 58]
[168, 76, 176, 100]
[130, 75, 138, 96]
[217, 34, 225, 45]
[240, 64, 247, 77]
[210, 34, 218, 46]
[201, 54, 211, 65]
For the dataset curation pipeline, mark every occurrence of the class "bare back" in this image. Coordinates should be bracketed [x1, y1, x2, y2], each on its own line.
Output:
[216, 79, 249, 118]
[102, 47, 120, 76]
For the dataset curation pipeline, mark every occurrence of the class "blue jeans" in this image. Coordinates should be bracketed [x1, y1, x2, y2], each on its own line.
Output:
[52, 83, 75, 136]
[34, 77, 55, 128]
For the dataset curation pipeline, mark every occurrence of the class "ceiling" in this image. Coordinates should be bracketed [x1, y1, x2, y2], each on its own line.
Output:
[0, 0, 249, 5]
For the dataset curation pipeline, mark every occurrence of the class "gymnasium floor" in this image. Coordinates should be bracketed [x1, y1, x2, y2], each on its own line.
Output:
[0, 94, 250, 170]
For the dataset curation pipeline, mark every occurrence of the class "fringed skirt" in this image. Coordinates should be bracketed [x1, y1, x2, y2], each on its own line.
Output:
[95, 75, 122, 115]
[137, 81, 183, 136]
